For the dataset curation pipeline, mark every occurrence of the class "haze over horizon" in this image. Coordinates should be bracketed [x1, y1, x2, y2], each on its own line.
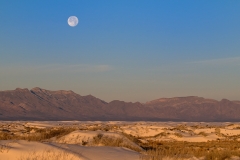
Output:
[1, 1, 240, 102]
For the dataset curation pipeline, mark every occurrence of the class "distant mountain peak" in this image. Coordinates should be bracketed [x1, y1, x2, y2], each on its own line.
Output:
[31, 87, 42, 91]
[145, 96, 218, 105]
[15, 88, 29, 91]
[31, 87, 75, 95]
[0, 87, 240, 121]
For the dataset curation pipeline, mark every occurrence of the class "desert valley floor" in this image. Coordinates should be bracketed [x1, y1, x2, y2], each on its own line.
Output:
[1, 121, 240, 160]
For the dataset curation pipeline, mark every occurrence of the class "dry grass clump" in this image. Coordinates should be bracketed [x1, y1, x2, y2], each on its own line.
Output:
[0, 143, 11, 153]
[27, 127, 76, 141]
[174, 125, 190, 132]
[121, 132, 141, 144]
[0, 132, 15, 140]
[198, 131, 208, 137]
[173, 132, 183, 138]
[92, 133, 142, 152]
[152, 132, 168, 138]
[140, 140, 240, 160]
[18, 150, 76, 160]
[0, 127, 76, 141]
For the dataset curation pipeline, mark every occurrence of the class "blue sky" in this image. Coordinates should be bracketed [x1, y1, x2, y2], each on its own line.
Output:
[1, 0, 240, 102]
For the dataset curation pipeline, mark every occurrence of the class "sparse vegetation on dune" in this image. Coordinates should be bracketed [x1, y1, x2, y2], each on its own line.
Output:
[92, 133, 143, 152]
[198, 131, 208, 137]
[139, 140, 240, 160]
[0, 127, 77, 141]
[18, 150, 76, 160]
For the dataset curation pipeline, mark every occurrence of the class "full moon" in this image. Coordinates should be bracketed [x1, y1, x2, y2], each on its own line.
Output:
[68, 16, 78, 27]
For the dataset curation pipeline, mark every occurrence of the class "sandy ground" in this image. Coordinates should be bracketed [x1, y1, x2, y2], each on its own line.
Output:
[1, 121, 240, 160]
[0, 140, 140, 160]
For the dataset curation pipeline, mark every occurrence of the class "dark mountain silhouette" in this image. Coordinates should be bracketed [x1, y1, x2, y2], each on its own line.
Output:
[0, 88, 240, 121]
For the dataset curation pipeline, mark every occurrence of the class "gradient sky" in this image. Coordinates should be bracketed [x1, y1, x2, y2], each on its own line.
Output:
[1, 0, 240, 102]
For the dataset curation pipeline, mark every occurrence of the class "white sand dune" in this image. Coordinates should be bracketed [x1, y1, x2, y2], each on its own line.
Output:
[62, 145, 140, 160]
[0, 140, 83, 160]
[0, 140, 140, 160]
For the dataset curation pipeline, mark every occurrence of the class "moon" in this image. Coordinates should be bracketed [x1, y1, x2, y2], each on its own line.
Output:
[68, 16, 78, 27]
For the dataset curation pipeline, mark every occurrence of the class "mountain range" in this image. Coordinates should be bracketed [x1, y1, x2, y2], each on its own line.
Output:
[1, 87, 240, 121]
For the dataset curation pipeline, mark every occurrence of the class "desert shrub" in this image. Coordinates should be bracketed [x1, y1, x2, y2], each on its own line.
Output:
[174, 132, 183, 138]
[175, 125, 189, 132]
[0, 132, 14, 140]
[154, 132, 167, 137]
[24, 126, 32, 132]
[198, 132, 208, 137]
[121, 132, 141, 144]
[92, 133, 103, 144]
[81, 140, 88, 146]
[92, 133, 142, 152]
[0, 143, 11, 153]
